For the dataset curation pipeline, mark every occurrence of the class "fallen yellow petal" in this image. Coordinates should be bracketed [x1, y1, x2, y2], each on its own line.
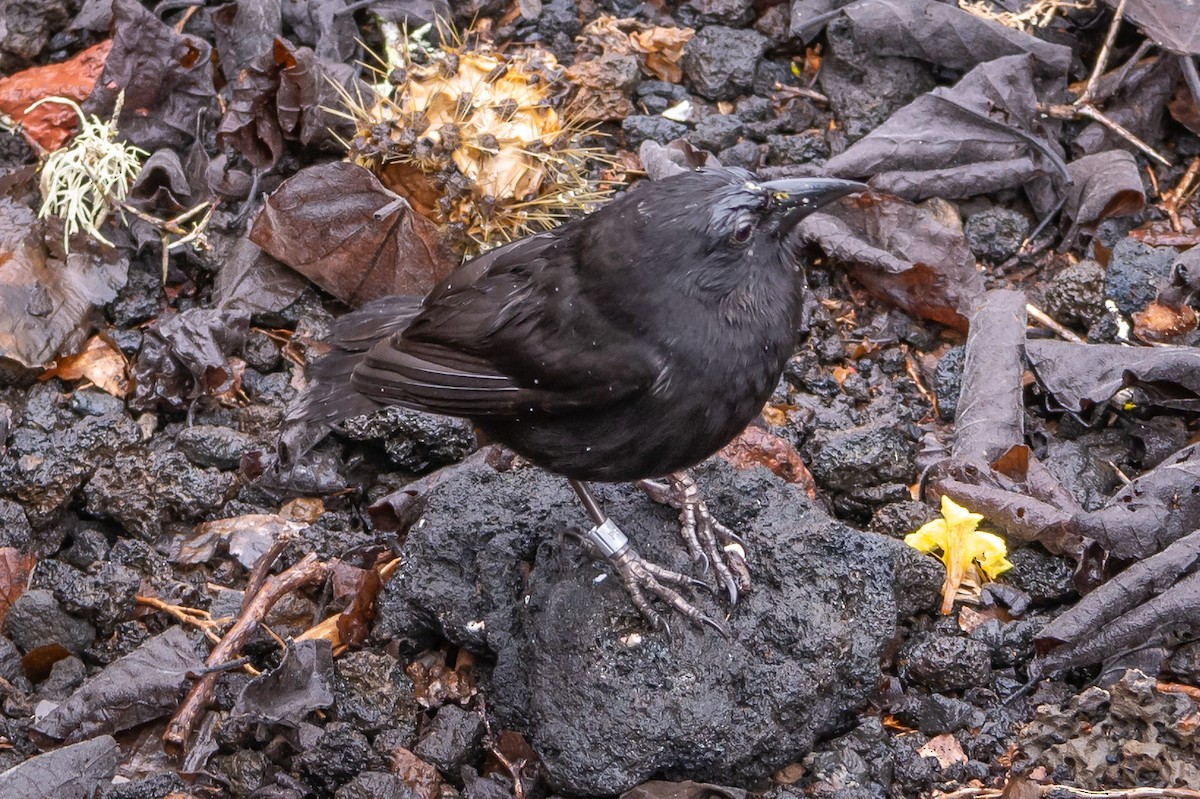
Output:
[905, 495, 1012, 614]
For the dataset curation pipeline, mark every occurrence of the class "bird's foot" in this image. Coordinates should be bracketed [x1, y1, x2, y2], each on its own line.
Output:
[639, 471, 751, 604]
[578, 518, 728, 637]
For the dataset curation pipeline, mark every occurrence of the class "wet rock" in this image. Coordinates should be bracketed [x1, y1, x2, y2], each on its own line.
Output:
[29, 559, 139, 632]
[754, 4, 793, 48]
[175, 424, 255, 470]
[635, 81, 688, 115]
[377, 456, 938, 794]
[765, 132, 829, 166]
[36, 655, 86, 701]
[1038, 259, 1105, 329]
[336, 771, 419, 799]
[296, 721, 381, 793]
[1105, 239, 1176, 315]
[1004, 547, 1074, 604]
[0, 499, 34, 550]
[0, 636, 22, 683]
[869, 500, 939, 540]
[964, 208, 1030, 263]
[334, 650, 419, 738]
[210, 749, 270, 796]
[69, 389, 125, 418]
[801, 718, 893, 794]
[818, 17, 936, 142]
[101, 772, 187, 799]
[241, 328, 282, 372]
[4, 589, 95, 655]
[717, 141, 763, 170]
[970, 619, 1037, 669]
[677, 0, 754, 27]
[622, 115, 689, 150]
[896, 693, 985, 736]
[933, 346, 965, 422]
[83, 444, 238, 540]
[336, 407, 476, 473]
[413, 704, 485, 779]
[899, 633, 991, 693]
[682, 26, 767, 101]
[0, 384, 141, 528]
[690, 114, 744, 153]
[106, 266, 163, 327]
[805, 419, 918, 498]
[1042, 430, 1125, 511]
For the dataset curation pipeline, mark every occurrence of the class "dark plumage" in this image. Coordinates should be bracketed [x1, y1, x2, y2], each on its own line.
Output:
[292, 167, 864, 630]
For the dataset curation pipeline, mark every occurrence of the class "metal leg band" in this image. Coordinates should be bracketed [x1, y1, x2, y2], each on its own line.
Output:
[584, 519, 630, 559]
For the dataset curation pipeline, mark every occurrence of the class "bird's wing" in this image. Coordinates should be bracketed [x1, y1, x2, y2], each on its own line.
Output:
[350, 231, 664, 417]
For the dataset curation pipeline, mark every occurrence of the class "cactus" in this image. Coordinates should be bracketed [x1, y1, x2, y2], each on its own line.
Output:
[336, 23, 613, 253]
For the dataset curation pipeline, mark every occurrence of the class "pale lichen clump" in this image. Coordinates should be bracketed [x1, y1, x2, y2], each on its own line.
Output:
[336, 22, 612, 253]
[29, 94, 145, 252]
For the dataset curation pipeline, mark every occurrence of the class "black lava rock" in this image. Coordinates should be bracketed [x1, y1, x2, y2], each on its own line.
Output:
[677, 0, 754, 27]
[622, 114, 689, 150]
[718, 141, 763, 170]
[635, 80, 688, 115]
[934, 345, 966, 421]
[964, 208, 1031, 263]
[175, 424, 255, 470]
[765, 132, 830, 166]
[4, 589, 95, 655]
[1039, 259, 1106, 329]
[690, 114, 744, 153]
[376, 456, 939, 794]
[413, 704, 486, 779]
[899, 633, 992, 693]
[682, 26, 767, 101]
[1104, 238, 1176, 315]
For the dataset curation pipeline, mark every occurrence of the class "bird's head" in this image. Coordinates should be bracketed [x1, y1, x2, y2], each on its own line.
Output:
[694, 167, 866, 247]
[606, 168, 865, 295]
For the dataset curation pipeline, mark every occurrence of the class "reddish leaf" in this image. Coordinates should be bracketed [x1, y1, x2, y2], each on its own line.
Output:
[719, 425, 817, 497]
[0, 547, 35, 628]
[800, 192, 985, 331]
[0, 40, 112, 151]
[251, 161, 458, 306]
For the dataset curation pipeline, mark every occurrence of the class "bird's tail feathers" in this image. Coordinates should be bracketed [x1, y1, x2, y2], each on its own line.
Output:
[285, 295, 424, 427]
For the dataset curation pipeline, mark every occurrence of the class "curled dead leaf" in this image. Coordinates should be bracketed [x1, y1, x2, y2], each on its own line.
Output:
[40, 334, 130, 398]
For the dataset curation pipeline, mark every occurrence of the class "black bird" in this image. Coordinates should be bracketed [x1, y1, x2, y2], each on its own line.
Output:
[291, 167, 865, 631]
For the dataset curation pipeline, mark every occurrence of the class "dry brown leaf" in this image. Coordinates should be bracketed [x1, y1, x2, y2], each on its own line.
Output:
[629, 27, 694, 83]
[1134, 300, 1198, 342]
[41, 334, 130, 397]
[918, 733, 968, 768]
[0, 547, 35, 628]
[280, 497, 324, 523]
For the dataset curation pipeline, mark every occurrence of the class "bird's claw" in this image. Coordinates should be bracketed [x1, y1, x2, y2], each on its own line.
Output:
[579, 518, 728, 636]
[640, 472, 752, 604]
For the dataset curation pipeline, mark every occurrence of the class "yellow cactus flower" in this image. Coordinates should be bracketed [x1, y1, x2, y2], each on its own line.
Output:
[905, 495, 1012, 614]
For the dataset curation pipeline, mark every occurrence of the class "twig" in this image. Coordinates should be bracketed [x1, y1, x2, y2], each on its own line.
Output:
[1036, 0, 1170, 167]
[135, 595, 227, 644]
[1026, 303, 1086, 343]
[1081, 0, 1127, 104]
[163, 552, 329, 756]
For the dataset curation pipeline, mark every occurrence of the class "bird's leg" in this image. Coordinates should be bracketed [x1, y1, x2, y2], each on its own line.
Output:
[568, 480, 727, 636]
[638, 472, 751, 604]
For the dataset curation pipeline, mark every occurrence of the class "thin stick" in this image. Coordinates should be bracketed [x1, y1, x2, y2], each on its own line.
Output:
[1026, 303, 1086, 343]
[163, 553, 328, 755]
[1081, 0, 1128, 104]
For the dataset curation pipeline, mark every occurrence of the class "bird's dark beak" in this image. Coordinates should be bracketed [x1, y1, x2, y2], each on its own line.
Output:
[759, 177, 868, 236]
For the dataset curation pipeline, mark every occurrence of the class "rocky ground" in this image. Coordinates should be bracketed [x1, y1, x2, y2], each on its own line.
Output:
[0, 0, 1199, 798]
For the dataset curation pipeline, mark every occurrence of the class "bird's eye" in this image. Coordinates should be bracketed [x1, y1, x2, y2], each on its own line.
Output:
[732, 220, 755, 244]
